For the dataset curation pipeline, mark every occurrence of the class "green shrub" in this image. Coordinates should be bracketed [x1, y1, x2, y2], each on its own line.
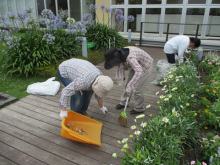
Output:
[85, 23, 124, 50]
[2, 31, 62, 76]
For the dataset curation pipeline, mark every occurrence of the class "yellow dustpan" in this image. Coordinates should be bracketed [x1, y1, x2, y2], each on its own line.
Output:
[61, 111, 103, 146]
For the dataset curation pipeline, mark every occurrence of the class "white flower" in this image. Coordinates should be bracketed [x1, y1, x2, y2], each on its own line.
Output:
[164, 98, 169, 101]
[162, 117, 169, 123]
[156, 91, 159, 95]
[122, 138, 128, 143]
[162, 88, 165, 91]
[136, 114, 145, 119]
[112, 153, 117, 158]
[164, 85, 167, 88]
[130, 125, 136, 130]
[178, 76, 183, 78]
[165, 90, 169, 93]
[169, 94, 172, 98]
[191, 94, 195, 98]
[140, 122, 147, 128]
[172, 108, 176, 113]
[169, 75, 173, 79]
[175, 113, 180, 117]
[180, 105, 184, 109]
[160, 95, 164, 99]
[134, 131, 141, 135]
[176, 79, 179, 82]
[117, 140, 121, 144]
[146, 104, 151, 108]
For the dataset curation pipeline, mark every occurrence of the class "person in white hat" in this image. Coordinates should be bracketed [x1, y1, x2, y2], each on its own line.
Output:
[58, 58, 113, 118]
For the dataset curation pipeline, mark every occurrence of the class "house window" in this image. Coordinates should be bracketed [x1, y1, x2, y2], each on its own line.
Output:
[184, 8, 205, 35]
[166, 0, 183, 4]
[207, 8, 220, 36]
[46, 0, 56, 15]
[147, 0, 162, 4]
[128, 0, 142, 5]
[145, 8, 161, 33]
[112, 0, 124, 5]
[70, 0, 81, 21]
[37, 0, 45, 15]
[212, 0, 220, 4]
[164, 8, 182, 34]
[188, 0, 206, 4]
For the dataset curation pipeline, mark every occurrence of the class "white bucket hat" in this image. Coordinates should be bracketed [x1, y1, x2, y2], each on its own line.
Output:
[92, 75, 113, 98]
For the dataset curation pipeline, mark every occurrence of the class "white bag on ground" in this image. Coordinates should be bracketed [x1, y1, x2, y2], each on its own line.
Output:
[152, 59, 176, 85]
[27, 77, 60, 96]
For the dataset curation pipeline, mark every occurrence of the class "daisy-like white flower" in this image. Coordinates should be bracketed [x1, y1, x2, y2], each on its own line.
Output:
[162, 117, 169, 123]
[164, 85, 167, 88]
[117, 140, 122, 144]
[160, 95, 164, 99]
[178, 76, 183, 78]
[123, 143, 129, 149]
[112, 153, 117, 158]
[172, 107, 176, 113]
[140, 122, 147, 128]
[136, 114, 145, 119]
[180, 105, 184, 109]
[186, 103, 190, 106]
[146, 104, 151, 108]
[156, 91, 159, 95]
[130, 125, 136, 130]
[122, 138, 128, 143]
[164, 98, 169, 101]
[134, 119, 137, 123]
[162, 88, 165, 91]
[165, 90, 169, 93]
[191, 94, 195, 97]
[169, 94, 172, 98]
[134, 131, 141, 135]
[176, 113, 180, 117]
[176, 79, 179, 82]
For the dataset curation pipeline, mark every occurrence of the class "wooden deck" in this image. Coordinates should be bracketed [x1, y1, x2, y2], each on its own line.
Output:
[0, 46, 164, 165]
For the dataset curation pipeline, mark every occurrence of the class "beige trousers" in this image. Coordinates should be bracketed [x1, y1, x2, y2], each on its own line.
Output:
[119, 64, 153, 112]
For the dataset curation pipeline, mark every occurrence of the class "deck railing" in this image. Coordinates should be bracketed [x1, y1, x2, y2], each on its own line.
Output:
[139, 22, 220, 46]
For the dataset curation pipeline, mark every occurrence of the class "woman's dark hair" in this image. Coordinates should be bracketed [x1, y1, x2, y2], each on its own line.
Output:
[190, 37, 201, 48]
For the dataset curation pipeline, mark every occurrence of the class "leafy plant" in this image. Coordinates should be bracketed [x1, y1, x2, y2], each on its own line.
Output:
[85, 23, 124, 50]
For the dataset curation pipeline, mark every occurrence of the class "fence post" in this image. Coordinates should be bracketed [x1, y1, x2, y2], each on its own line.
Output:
[82, 37, 87, 58]
[195, 25, 199, 38]
[139, 22, 143, 46]
[128, 29, 131, 43]
[166, 23, 170, 42]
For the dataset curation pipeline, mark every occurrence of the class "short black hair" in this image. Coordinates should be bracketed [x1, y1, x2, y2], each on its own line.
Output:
[190, 37, 201, 48]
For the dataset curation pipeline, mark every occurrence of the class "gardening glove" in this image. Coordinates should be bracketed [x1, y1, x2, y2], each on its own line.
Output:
[60, 110, 68, 118]
[100, 106, 108, 114]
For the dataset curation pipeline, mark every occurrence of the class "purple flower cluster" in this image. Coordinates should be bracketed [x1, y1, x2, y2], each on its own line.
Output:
[41, 9, 55, 20]
[0, 29, 9, 42]
[100, 4, 107, 11]
[116, 14, 125, 22]
[127, 15, 135, 22]
[75, 37, 82, 41]
[5, 36, 20, 49]
[89, 4, 97, 13]
[42, 33, 55, 44]
[83, 13, 93, 22]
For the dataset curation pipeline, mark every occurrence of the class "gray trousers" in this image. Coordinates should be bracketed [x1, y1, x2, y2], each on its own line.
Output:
[120, 64, 153, 112]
